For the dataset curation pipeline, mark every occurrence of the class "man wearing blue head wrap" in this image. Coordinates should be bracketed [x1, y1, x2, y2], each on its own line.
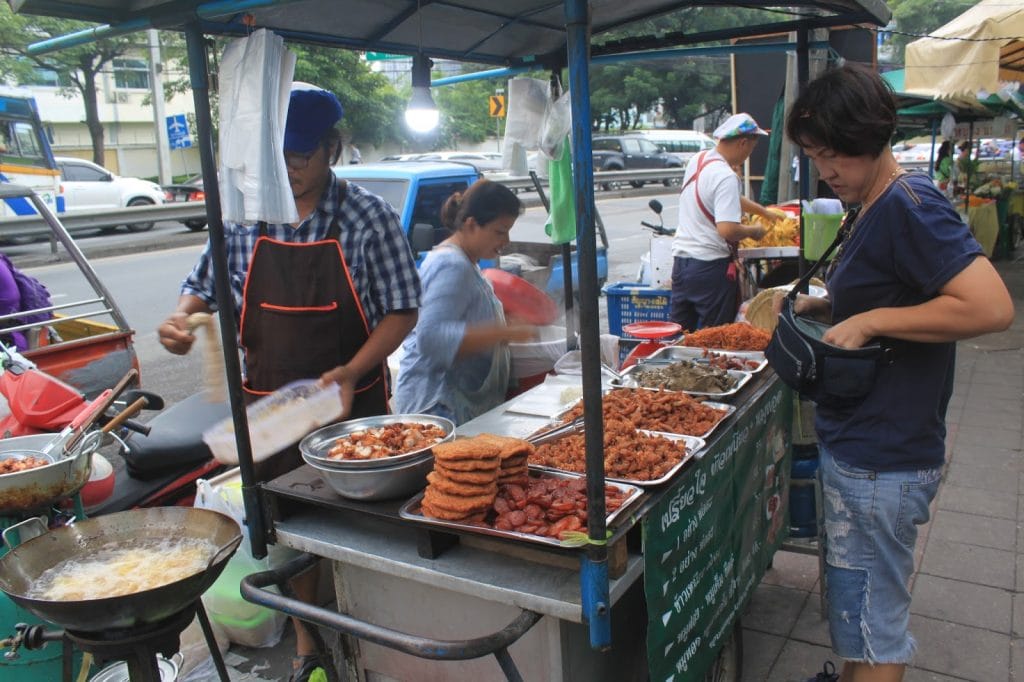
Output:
[157, 87, 421, 681]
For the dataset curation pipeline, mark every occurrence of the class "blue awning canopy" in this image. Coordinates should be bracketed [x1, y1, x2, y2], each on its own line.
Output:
[12, 0, 890, 63]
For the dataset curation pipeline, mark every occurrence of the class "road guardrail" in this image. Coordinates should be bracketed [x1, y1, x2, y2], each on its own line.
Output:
[1, 168, 685, 238]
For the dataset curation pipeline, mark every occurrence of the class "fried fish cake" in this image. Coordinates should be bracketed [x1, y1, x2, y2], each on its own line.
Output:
[432, 464, 498, 484]
[421, 500, 478, 521]
[477, 435, 534, 461]
[426, 471, 497, 497]
[423, 488, 495, 514]
[434, 457, 501, 472]
[432, 438, 501, 463]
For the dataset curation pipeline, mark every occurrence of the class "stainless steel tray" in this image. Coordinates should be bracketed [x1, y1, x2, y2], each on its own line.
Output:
[399, 468, 643, 549]
[300, 414, 455, 469]
[614, 363, 752, 399]
[550, 391, 735, 440]
[530, 431, 706, 487]
[649, 345, 767, 372]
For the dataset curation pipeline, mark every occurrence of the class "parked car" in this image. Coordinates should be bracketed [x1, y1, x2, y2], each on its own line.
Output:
[891, 142, 931, 168]
[591, 134, 683, 188]
[412, 151, 504, 173]
[54, 156, 165, 232]
[634, 129, 715, 166]
[161, 174, 207, 231]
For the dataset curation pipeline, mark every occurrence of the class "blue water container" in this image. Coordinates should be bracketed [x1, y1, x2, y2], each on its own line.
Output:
[789, 450, 820, 538]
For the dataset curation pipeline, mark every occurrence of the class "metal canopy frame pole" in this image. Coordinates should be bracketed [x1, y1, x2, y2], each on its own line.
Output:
[184, 23, 267, 558]
[796, 24, 810, 287]
[564, 0, 610, 650]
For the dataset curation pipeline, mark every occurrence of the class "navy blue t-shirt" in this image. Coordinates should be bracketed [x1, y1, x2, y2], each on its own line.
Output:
[816, 173, 983, 471]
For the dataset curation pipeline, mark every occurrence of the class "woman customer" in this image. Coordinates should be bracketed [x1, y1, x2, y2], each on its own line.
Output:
[395, 179, 536, 424]
[783, 64, 1013, 682]
[932, 140, 953, 192]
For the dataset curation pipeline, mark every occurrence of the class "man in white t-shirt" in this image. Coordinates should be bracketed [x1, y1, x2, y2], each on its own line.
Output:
[670, 113, 772, 330]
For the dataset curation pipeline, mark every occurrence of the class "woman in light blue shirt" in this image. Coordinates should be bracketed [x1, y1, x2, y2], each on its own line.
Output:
[395, 179, 536, 424]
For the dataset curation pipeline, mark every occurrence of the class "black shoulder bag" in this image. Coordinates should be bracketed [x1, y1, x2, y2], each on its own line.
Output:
[764, 208, 894, 408]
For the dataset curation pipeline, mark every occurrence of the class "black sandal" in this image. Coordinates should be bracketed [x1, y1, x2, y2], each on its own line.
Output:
[288, 654, 323, 682]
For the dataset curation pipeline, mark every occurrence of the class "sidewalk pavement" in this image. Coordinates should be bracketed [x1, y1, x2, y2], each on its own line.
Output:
[742, 256, 1024, 682]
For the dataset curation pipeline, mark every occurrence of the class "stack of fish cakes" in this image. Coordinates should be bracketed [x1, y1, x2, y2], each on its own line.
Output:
[423, 437, 501, 521]
[422, 434, 535, 522]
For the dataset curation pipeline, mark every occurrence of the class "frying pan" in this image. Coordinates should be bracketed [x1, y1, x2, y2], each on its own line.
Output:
[0, 433, 92, 514]
[0, 507, 241, 631]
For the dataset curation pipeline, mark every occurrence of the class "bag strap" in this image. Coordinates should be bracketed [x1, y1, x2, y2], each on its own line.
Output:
[786, 206, 859, 301]
[681, 151, 726, 223]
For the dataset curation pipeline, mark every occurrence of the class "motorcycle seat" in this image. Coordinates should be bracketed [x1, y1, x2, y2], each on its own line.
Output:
[124, 391, 230, 479]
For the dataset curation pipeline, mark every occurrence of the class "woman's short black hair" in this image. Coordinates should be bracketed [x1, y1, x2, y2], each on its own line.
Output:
[441, 178, 523, 231]
[786, 63, 897, 159]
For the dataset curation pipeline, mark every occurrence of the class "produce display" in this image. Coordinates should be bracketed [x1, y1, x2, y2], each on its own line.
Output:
[559, 388, 728, 437]
[678, 322, 771, 351]
[531, 418, 691, 481]
[328, 422, 448, 460]
[630, 360, 737, 393]
[0, 454, 49, 474]
[740, 214, 799, 248]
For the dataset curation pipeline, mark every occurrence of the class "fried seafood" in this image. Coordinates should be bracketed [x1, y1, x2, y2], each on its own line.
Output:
[559, 388, 728, 436]
[421, 436, 502, 523]
[531, 419, 690, 481]
[327, 422, 448, 460]
[631, 360, 737, 393]
[0, 455, 49, 474]
[678, 322, 771, 351]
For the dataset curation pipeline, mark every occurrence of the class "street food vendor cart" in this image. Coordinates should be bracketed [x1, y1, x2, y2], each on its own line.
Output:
[12, 1, 891, 680]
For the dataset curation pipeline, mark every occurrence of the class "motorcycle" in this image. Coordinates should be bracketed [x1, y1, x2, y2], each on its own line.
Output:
[637, 199, 676, 285]
[0, 346, 227, 515]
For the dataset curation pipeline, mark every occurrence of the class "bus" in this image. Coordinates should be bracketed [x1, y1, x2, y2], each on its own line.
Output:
[0, 85, 62, 219]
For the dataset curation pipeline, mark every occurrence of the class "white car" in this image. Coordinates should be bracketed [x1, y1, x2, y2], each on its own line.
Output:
[55, 156, 165, 232]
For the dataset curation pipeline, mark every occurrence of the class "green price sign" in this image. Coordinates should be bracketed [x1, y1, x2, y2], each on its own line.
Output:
[365, 52, 407, 61]
[643, 379, 793, 681]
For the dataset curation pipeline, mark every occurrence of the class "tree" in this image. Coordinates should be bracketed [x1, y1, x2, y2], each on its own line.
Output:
[291, 45, 405, 148]
[0, 4, 136, 164]
[887, 0, 976, 62]
[433, 68, 506, 148]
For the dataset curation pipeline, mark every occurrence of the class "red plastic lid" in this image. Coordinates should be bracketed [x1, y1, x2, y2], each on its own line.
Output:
[622, 321, 682, 339]
[482, 268, 559, 326]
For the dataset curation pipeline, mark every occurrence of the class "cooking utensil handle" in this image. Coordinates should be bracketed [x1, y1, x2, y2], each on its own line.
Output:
[206, 534, 243, 571]
[241, 553, 541, 677]
[526, 415, 585, 446]
[1, 516, 48, 549]
[100, 396, 149, 433]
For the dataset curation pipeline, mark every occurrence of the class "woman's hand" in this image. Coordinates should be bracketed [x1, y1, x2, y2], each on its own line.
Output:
[320, 365, 357, 420]
[157, 312, 196, 355]
[822, 313, 873, 349]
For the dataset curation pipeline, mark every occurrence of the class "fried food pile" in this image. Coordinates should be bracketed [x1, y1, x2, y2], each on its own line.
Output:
[328, 422, 447, 460]
[493, 476, 629, 538]
[421, 434, 631, 541]
[531, 418, 690, 481]
[740, 214, 799, 248]
[423, 435, 532, 522]
[702, 350, 762, 371]
[559, 387, 728, 437]
[679, 322, 771, 351]
[0, 455, 49, 475]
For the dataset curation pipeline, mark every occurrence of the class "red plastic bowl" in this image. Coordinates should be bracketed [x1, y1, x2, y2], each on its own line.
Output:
[622, 321, 682, 339]
[79, 452, 115, 508]
[482, 269, 558, 326]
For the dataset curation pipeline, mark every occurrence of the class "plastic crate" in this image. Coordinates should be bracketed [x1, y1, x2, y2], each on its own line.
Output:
[602, 281, 673, 339]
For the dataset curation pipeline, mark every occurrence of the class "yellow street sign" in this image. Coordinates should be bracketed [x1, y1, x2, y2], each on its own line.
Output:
[489, 95, 506, 117]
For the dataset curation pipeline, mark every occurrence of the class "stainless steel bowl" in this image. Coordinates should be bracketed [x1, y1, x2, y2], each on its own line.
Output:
[302, 450, 433, 501]
[299, 414, 455, 470]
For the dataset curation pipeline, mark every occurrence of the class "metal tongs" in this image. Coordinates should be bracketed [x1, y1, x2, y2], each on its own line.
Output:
[526, 415, 585, 446]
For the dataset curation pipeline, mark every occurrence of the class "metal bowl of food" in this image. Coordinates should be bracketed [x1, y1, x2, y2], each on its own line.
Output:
[299, 414, 455, 470]
[301, 449, 433, 501]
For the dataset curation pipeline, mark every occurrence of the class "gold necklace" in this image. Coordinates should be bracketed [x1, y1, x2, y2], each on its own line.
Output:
[858, 165, 905, 216]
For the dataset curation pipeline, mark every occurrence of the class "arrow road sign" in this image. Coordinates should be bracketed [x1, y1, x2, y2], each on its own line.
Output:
[489, 95, 506, 118]
[166, 113, 192, 150]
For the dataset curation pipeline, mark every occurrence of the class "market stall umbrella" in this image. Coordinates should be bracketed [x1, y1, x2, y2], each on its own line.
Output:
[904, 0, 1024, 106]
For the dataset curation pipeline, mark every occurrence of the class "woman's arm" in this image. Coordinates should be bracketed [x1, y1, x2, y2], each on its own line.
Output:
[458, 323, 535, 356]
[824, 256, 1013, 347]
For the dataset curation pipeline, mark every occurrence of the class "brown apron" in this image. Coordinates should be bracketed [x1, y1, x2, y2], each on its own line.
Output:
[238, 182, 388, 478]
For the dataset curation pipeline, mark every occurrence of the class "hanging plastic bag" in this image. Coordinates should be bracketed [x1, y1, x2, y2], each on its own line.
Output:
[502, 78, 550, 174]
[218, 29, 298, 225]
[194, 471, 295, 648]
[544, 138, 577, 245]
[540, 88, 572, 160]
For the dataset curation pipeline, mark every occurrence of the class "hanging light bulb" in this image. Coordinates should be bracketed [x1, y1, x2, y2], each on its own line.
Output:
[405, 54, 439, 133]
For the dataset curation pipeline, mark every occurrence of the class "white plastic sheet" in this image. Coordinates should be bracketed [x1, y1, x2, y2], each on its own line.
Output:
[218, 29, 298, 225]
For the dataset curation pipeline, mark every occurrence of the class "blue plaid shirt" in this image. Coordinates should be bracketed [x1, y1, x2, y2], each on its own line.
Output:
[181, 176, 421, 329]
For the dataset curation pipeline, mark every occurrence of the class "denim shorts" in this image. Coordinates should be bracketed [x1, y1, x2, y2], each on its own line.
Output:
[819, 445, 942, 664]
